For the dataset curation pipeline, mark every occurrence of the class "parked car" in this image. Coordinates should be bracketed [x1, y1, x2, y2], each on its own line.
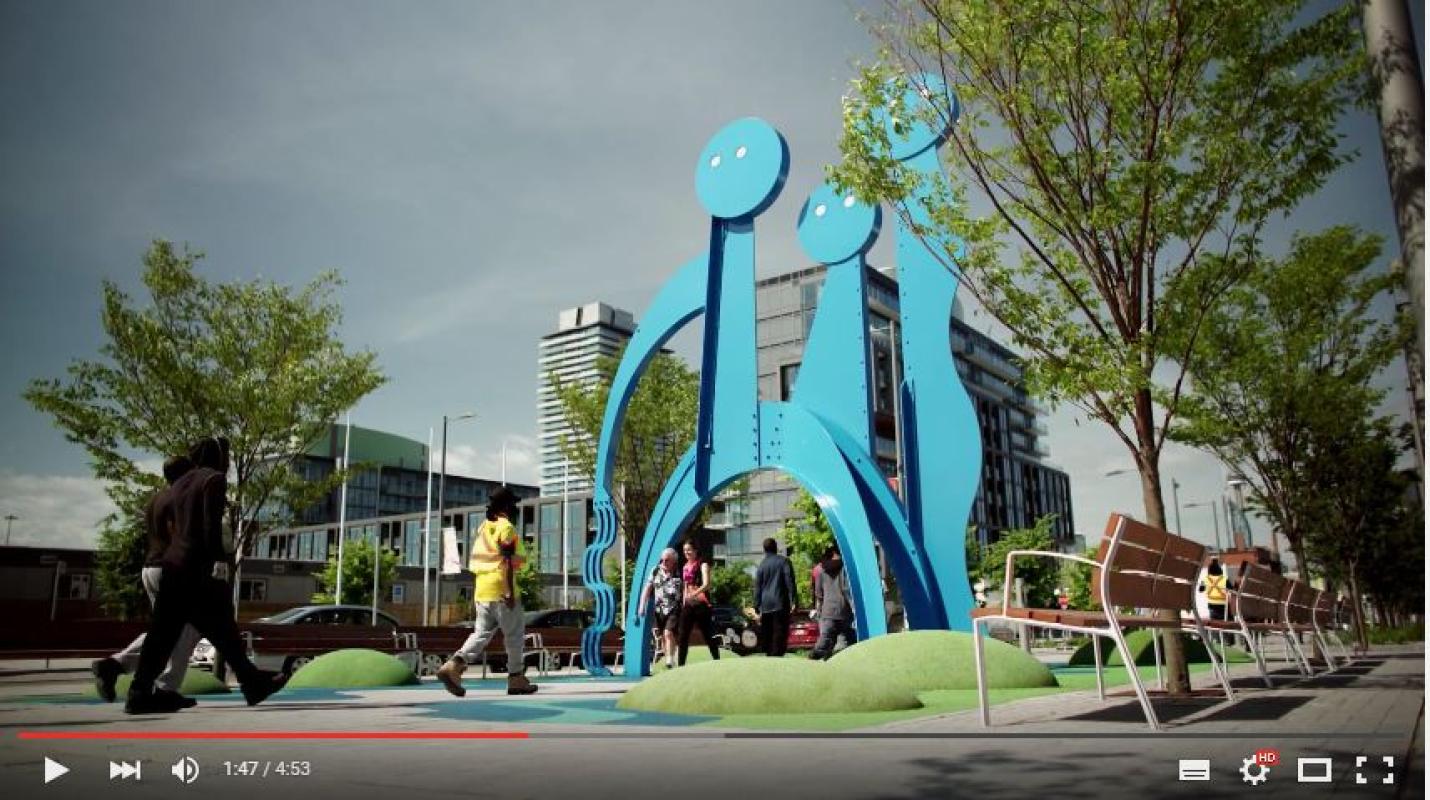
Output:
[717, 608, 823, 656]
[190, 605, 401, 674]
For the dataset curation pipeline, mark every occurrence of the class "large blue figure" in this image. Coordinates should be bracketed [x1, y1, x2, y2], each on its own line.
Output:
[580, 79, 979, 677]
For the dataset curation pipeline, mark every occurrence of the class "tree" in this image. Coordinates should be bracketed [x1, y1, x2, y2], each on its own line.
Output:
[779, 489, 837, 608]
[311, 539, 398, 607]
[549, 349, 699, 560]
[26, 241, 385, 603]
[515, 545, 545, 611]
[1300, 418, 1416, 651]
[1172, 226, 1408, 582]
[833, 0, 1363, 694]
[1063, 546, 1101, 612]
[709, 561, 755, 609]
[966, 515, 1062, 609]
[92, 497, 151, 620]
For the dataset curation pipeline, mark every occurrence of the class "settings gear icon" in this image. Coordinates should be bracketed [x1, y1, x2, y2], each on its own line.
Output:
[1240, 757, 1270, 785]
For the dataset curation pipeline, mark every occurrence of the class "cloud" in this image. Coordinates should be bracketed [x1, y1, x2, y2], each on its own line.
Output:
[0, 470, 118, 550]
[439, 435, 539, 486]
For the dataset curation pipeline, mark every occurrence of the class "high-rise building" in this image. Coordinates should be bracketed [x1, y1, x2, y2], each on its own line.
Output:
[537, 302, 636, 496]
[731, 264, 1074, 561]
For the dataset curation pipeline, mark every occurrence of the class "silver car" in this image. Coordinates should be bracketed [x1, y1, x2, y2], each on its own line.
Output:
[190, 605, 401, 674]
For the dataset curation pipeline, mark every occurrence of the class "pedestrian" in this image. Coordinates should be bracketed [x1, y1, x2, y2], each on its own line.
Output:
[810, 545, 856, 660]
[753, 537, 796, 657]
[125, 437, 288, 714]
[1201, 558, 1229, 621]
[676, 539, 720, 666]
[92, 455, 203, 707]
[436, 486, 539, 697]
[637, 547, 683, 669]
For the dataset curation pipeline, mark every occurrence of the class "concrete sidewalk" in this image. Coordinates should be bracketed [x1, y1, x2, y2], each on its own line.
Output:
[0, 645, 1421, 799]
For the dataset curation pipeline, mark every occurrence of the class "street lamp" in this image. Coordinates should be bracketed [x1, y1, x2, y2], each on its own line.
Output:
[3, 514, 17, 547]
[1104, 469, 1181, 534]
[434, 411, 477, 625]
[1183, 501, 1221, 552]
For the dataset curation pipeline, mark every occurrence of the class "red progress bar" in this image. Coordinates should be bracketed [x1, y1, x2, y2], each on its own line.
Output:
[19, 731, 528, 740]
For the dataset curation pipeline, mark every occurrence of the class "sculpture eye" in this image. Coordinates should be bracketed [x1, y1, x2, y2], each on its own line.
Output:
[735, 146, 747, 159]
[710, 154, 722, 169]
[814, 204, 827, 218]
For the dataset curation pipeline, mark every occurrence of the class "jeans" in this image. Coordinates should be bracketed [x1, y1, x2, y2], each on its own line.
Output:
[760, 609, 791, 657]
[111, 566, 201, 692]
[456, 600, 527, 674]
[810, 617, 857, 660]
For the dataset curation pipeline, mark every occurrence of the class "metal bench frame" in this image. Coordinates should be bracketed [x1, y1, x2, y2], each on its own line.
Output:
[971, 514, 1234, 732]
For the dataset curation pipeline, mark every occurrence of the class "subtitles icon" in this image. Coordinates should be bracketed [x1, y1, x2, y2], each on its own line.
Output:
[1297, 757, 1333, 783]
[1178, 759, 1211, 781]
[171, 756, 200, 785]
[109, 760, 141, 781]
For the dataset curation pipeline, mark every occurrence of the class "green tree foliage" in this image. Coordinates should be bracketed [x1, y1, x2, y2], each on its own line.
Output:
[709, 561, 755, 609]
[93, 497, 151, 619]
[1063, 547, 1101, 611]
[549, 349, 699, 559]
[779, 489, 837, 608]
[515, 544, 544, 611]
[1300, 419, 1420, 649]
[1172, 226, 1409, 581]
[833, 0, 1363, 695]
[25, 241, 385, 612]
[966, 515, 1062, 609]
[312, 539, 398, 607]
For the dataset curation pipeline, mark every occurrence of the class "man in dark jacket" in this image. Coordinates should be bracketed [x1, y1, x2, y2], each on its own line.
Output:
[810, 545, 856, 660]
[126, 437, 287, 714]
[92, 455, 202, 706]
[753, 537, 796, 657]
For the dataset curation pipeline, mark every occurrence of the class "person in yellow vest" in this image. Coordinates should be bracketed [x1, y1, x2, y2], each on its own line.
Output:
[1200, 558, 1229, 621]
[436, 487, 538, 696]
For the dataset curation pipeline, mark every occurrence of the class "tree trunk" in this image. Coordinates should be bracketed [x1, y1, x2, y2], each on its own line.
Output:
[1347, 573, 1370, 653]
[1133, 413, 1191, 695]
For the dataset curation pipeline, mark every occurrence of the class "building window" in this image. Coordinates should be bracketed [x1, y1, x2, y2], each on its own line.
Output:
[239, 579, 267, 602]
[66, 573, 91, 600]
[779, 363, 801, 401]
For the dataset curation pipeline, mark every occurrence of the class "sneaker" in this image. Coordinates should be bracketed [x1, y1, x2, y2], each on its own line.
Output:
[124, 687, 186, 715]
[91, 657, 123, 703]
[155, 688, 197, 709]
[240, 670, 289, 707]
[436, 659, 467, 697]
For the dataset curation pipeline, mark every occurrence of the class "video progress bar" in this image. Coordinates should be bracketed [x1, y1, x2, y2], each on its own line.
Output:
[17, 731, 1405, 741]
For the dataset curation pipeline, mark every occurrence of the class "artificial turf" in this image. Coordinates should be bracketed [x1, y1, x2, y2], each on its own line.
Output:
[284, 648, 420, 689]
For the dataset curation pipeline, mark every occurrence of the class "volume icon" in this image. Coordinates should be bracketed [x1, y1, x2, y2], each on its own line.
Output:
[170, 756, 199, 784]
[109, 760, 141, 780]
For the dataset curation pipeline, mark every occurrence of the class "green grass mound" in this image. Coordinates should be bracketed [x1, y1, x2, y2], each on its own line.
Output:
[619, 630, 1053, 716]
[92, 670, 231, 699]
[829, 630, 1057, 691]
[284, 649, 419, 689]
[1067, 629, 1253, 667]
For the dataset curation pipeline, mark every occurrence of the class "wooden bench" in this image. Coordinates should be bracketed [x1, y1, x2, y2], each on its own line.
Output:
[971, 513, 1234, 732]
[240, 624, 420, 674]
[401, 626, 622, 677]
[1197, 561, 1303, 687]
[1312, 590, 1352, 666]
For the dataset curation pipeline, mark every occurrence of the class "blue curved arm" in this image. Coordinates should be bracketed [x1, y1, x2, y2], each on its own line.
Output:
[580, 253, 708, 675]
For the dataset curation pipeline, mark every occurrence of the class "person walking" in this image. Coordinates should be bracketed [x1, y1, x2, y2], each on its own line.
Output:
[810, 545, 856, 660]
[676, 539, 720, 666]
[753, 537, 796, 657]
[1201, 558, 1229, 621]
[436, 487, 538, 697]
[125, 437, 287, 714]
[637, 547, 683, 669]
[92, 455, 203, 707]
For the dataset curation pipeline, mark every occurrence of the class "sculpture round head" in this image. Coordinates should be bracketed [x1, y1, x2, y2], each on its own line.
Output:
[876, 73, 960, 161]
[797, 183, 881, 264]
[695, 117, 789, 220]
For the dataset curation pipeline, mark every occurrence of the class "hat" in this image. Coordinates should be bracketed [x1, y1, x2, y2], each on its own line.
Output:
[488, 486, 520, 517]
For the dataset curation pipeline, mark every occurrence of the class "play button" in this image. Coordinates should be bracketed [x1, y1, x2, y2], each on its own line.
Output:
[43, 757, 69, 784]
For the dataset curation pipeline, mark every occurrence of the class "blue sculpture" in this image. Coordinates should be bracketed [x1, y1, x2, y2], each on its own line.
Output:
[580, 79, 980, 677]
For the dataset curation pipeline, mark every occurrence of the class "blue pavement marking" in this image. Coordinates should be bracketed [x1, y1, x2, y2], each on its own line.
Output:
[414, 696, 714, 727]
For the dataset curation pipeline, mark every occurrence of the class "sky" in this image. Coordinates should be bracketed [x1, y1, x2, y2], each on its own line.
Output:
[0, 1, 1422, 558]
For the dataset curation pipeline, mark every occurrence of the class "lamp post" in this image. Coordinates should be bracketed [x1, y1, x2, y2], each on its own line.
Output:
[334, 412, 354, 605]
[1103, 469, 1181, 532]
[562, 457, 570, 609]
[1184, 501, 1221, 552]
[371, 465, 383, 626]
[3, 514, 17, 546]
[422, 427, 434, 626]
[435, 411, 476, 625]
[1227, 477, 1252, 549]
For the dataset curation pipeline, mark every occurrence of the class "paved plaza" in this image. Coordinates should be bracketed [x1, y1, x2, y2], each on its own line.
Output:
[0, 646, 1421, 799]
